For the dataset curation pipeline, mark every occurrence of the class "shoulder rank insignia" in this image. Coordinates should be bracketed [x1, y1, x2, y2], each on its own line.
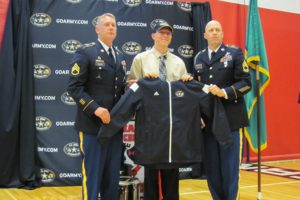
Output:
[82, 42, 95, 49]
[242, 60, 249, 72]
[226, 44, 238, 49]
[71, 63, 80, 76]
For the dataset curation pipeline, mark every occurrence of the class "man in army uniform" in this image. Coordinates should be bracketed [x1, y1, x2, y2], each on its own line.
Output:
[194, 20, 251, 200]
[67, 13, 126, 200]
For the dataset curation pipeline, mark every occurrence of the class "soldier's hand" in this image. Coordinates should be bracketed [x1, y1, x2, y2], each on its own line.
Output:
[200, 118, 206, 129]
[209, 84, 225, 98]
[181, 73, 193, 82]
[144, 72, 159, 78]
[94, 107, 110, 124]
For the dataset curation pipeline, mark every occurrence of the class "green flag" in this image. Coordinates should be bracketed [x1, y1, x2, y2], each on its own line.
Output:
[244, 0, 270, 153]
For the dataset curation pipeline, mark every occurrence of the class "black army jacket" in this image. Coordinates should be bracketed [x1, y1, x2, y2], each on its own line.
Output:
[98, 78, 231, 168]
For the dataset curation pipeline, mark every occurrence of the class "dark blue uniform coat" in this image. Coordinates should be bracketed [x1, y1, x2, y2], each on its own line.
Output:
[68, 41, 127, 135]
[194, 43, 251, 130]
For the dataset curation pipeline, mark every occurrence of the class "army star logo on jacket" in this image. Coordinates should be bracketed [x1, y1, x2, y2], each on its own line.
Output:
[71, 63, 80, 76]
[175, 90, 184, 97]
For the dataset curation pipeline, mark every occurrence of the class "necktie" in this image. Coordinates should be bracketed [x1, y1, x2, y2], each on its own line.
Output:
[108, 47, 115, 63]
[210, 51, 216, 60]
[159, 55, 167, 81]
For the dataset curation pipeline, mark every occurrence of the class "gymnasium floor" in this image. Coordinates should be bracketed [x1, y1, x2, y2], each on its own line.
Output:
[1, 160, 299, 200]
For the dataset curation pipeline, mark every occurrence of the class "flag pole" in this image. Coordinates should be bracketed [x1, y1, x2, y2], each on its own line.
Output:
[255, 62, 262, 200]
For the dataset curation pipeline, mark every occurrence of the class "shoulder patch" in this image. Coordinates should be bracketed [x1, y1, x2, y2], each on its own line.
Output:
[226, 44, 238, 49]
[82, 42, 96, 49]
[71, 63, 80, 76]
[242, 60, 249, 72]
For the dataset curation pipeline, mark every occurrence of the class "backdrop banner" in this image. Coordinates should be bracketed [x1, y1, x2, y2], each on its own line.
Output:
[31, 0, 198, 186]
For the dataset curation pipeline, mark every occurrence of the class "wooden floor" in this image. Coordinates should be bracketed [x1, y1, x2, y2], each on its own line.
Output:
[1, 160, 299, 200]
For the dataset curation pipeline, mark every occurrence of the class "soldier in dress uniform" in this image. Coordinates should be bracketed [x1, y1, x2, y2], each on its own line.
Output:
[194, 20, 251, 200]
[67, 13, 127, 200]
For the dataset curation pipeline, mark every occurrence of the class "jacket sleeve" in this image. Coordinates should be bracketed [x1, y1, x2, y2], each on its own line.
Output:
[97, 82, 142, 144]
[67, 48, 100, 117]
[199, 93, 233, 149]
[223, 48, 252, 101]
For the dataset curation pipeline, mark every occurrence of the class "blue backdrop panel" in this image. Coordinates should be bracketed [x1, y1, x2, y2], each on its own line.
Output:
[31, 0, 194, 186]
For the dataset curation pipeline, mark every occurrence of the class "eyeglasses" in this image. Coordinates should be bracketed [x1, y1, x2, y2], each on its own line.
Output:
[158, 30, 172, 36]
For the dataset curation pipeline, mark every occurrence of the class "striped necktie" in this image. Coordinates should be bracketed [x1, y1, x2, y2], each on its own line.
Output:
[159, 55, 167, 81]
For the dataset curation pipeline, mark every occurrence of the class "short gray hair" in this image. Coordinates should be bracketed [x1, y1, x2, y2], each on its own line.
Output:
[96, 13, 116, 25]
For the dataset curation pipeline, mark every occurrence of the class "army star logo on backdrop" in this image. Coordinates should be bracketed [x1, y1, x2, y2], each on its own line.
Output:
[40, 168, 56, 183]
[34, 64, 51, 79]
[61, 40, 82, 54]
[178, 45, 194, 58]
[36, 116, 52, 131]
[63, 142, 81, 157]
[61, 92, 76, 106]
[122, 0, 142, 7]
[30, 13, 52, 27]
[177, 2, 192, 11]
[122, 41, 142, 55]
